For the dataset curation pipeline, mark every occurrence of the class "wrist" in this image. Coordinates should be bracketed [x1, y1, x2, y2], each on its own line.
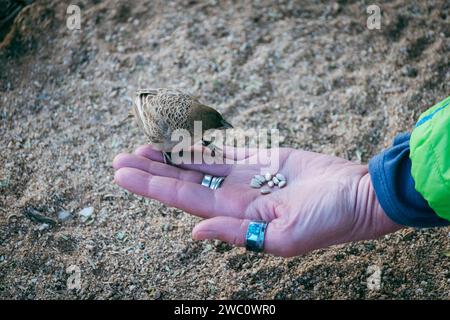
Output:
[354, 172, 404, 241]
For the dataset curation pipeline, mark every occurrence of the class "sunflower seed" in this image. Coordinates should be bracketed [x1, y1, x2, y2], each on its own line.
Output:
[278, 180, 287, 188]
[272, 177, 280, 185]
[267, 181, 274, 188]
[260, 187, 271, 194]
[264, 172, 272, 181]
[250, 178, 262, 188]
[275, 173, 286, 181]
[254, 175, 266, 184]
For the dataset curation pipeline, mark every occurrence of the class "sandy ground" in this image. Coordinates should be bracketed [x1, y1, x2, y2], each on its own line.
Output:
[0, 0, 449, 299]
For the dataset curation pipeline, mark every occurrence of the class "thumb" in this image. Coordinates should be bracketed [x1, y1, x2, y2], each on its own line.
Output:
[192, 216, 286, 256]
[192, 216, 249, 247]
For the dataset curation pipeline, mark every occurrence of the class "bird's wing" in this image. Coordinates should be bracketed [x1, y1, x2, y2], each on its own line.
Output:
[134, 88, 188, 112]
[134, 88, 196, 133]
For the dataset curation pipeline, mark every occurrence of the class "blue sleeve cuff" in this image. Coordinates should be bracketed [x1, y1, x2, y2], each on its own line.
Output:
[368, 132, 450, 228]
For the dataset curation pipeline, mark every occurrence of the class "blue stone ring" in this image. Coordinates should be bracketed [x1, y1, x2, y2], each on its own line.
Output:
[245, 221, 268, 252]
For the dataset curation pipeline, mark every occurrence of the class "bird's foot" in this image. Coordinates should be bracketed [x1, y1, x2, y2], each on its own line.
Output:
[202, 140, 222, 157]
[162, 152, 174, 165]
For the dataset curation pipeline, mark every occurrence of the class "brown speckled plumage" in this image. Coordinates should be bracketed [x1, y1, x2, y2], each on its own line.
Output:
[133, 88, 232, 154]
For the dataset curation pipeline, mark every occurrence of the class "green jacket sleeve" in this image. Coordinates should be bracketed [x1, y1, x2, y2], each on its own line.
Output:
[410, 95, 450, 221]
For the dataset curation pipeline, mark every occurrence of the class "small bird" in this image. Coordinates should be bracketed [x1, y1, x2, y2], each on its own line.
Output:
[132, 88, 233, 164]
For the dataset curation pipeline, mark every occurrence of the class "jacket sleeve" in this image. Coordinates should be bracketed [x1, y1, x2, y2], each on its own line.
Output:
[368, 95, 450, 228]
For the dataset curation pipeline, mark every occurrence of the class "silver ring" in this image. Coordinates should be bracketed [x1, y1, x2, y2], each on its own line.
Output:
[201, 175, 213, 188]
[210, 176, 224, 190]
[201, 175, 225, 190]
[246, 221, 268, 252]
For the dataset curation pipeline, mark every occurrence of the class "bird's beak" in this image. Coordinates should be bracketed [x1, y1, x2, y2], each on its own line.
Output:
[220, 119, 233, 129]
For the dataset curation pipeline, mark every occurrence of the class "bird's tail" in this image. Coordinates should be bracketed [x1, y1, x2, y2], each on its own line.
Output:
[135, 89, 158, 97]
[134, 89, 158, 108]
[133, 89, 158, 116]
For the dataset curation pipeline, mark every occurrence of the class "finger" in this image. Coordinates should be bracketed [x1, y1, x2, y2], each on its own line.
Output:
[187, 144, 259, 161]
[192, 216, 287, 256]
[133, 144, 233, 176]
[133, 145, 165, 162]
[113, 153, 203, 183]
[134, 144, 257, 162]
[114, 167, 223, 218]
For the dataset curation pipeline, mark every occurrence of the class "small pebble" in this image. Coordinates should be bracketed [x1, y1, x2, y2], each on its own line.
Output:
[275, 173, 286, 181]
[402, 66, 418, 78]
[278, 181, 287, 188]
[153, 290, 161, 299]
[264, 172, 272, 181]
[58, 210, 72, 222]
[260, 187, 271, 194]
[79, 207, 94, 222]
[38, 223, 50, 231]
[272, 177, 280, 185]
[115, 231, 127, 241]
[267, 181, 274, 187]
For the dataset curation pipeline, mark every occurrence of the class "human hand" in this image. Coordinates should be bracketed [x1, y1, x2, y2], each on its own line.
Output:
[113, 145, 402, 257]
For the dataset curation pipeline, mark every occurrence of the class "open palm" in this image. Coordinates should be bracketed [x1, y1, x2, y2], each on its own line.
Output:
[113, 145, 400, 257]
